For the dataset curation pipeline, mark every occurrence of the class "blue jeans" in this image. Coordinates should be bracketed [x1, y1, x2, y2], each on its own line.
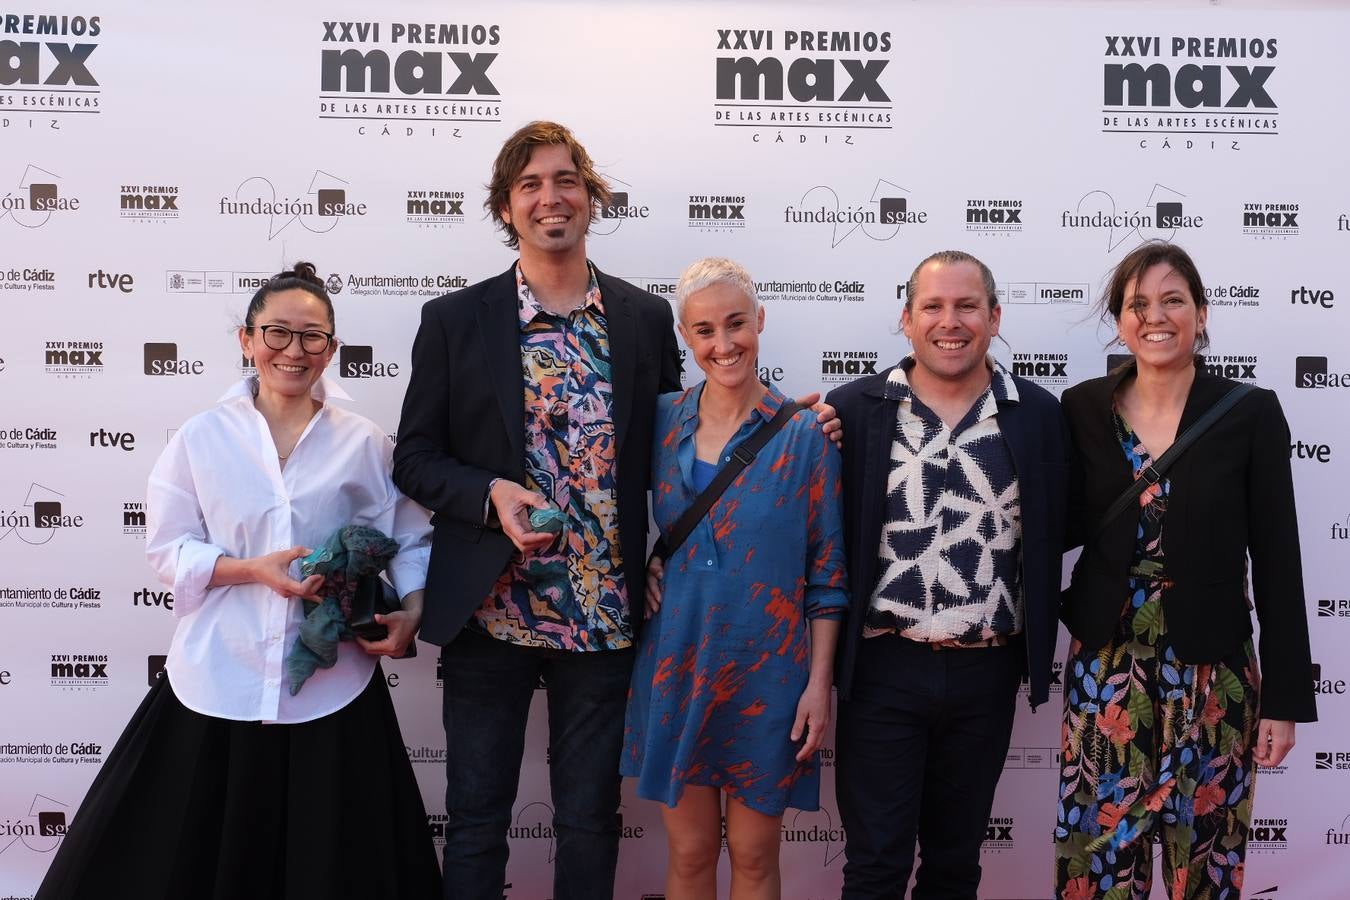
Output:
[439, 628, 635, 900]
[836, 633, 1023, 900]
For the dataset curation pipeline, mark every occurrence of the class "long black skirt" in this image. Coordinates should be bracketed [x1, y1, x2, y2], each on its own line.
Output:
[35, 668, 441, 900]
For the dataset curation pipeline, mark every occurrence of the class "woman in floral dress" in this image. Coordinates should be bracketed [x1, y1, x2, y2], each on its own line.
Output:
[1054, 241, 1316, 899]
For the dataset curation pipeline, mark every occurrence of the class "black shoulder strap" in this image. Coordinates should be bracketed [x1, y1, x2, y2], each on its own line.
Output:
[655, 401, 803, 561]
[1093, 383, 1255, 542]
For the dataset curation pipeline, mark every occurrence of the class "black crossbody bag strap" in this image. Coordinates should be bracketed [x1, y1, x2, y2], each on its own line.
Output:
[653, 401, 803, 561]
[1092, 383, 1255, 542]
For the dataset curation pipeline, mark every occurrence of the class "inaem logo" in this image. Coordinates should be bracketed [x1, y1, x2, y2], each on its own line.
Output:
[144, 343, 205, 376]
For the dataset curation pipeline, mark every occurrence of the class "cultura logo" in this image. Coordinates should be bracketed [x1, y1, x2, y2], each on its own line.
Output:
[218, 172, 366, 240]
[1204, 283, 1260, 309]
[165, 269, 272, 295]
[688, 193, 746, 231]
[714, 28, 893, 140]
[339, 345, 400, 379]
[144, 342, 205, 376]
[3, 426, 57, 451]
[1294, 356, 1350, 389]
[1, 165, 79, 228]
[318, 19, 502, 135]
[119, 184, 179, 222]
[1100, 34, 1279, 146]
[785, 179, 925, 248]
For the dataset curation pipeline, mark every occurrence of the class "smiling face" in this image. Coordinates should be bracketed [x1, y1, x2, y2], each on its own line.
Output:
[238, 287, 335, 400]
[678, 281, 765, 394]
[902, 259, 1001, 389]
[499, 143, 592, 262]
[1116, 262, 1207, 374]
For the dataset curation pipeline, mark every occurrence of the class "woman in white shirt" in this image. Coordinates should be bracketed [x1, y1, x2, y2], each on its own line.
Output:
[36, 263, 441, 900]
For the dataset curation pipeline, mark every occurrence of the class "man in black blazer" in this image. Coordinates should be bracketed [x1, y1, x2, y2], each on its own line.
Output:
[826, 250, 1071, 899]
[392, 122, 681, 900]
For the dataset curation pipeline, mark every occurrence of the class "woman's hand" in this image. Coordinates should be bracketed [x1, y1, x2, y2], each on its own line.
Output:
[357, 589, 423, 659]
[1253, 718, 1295, 767]
[645, 556, 664, 619]
[792, 680, 832, 762]
[218, 547, 324, 600]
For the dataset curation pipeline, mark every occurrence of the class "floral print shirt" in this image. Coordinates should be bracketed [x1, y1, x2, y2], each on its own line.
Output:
[470, 263, 631, 651]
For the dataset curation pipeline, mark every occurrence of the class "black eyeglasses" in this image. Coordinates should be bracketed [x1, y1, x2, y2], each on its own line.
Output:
[255, 324, 334, 354]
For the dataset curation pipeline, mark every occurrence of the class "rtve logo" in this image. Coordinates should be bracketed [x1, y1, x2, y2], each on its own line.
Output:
[87, 269, 133, 293]
[1290, 287, 1333, 308]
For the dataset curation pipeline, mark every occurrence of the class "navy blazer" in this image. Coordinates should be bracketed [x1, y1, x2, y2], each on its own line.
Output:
[392, 265, 682, 647]
[827, 365, 1072, 708]
[1061, 363, 1316, 722]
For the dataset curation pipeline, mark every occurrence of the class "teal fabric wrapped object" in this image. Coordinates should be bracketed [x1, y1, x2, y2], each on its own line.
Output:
[286, 525, 400, 695]
[528, 505, 565, 535]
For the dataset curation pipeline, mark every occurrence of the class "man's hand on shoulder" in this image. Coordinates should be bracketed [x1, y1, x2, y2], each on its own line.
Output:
[489, 479, 555, 554]
[796, 391, 843, 447]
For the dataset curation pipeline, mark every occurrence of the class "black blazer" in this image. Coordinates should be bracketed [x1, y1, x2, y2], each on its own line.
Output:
[827, 366, 1072, 708]
[392, 265, 682, 647]
[1061, 363, 1316, 722]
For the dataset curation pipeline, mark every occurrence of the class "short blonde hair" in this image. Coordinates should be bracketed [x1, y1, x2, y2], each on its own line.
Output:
[675, 257, 760, 321]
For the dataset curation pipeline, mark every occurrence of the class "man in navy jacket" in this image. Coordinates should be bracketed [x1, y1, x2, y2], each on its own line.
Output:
[827, 250, 1071, 899]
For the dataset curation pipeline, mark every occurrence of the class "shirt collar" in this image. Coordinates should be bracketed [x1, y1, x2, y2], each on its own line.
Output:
[217, 374, 352, 405]
[516, 261, 604, 326]
[676, 380, 787, 434]
[883, 355, 1019, 406]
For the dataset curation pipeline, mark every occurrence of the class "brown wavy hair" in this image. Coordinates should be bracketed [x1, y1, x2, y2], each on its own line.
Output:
[484, 121, 612, 250]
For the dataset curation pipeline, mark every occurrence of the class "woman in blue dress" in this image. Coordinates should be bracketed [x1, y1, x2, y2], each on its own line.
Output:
[622, 257, 848, 900]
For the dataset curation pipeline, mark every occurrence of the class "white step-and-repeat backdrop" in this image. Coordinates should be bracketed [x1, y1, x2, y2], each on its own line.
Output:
[3, 1, 1348, 896]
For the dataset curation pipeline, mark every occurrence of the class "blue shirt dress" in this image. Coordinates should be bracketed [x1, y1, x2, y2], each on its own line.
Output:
[621, 384, 849, 815]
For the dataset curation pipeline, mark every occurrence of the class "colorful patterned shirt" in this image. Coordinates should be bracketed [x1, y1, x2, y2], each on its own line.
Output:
[470, 263, 631, 651]
[866, 356, 1023, 644]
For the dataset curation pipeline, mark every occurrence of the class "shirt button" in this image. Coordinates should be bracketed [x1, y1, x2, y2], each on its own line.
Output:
[724, 456, 731, 462]
[706, 560, 714, 567]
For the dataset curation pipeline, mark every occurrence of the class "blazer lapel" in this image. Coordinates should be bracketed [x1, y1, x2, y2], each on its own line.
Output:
[603, 274, 637, 457]
[477, 268, 526, 464]
[858, 379, 898, 599]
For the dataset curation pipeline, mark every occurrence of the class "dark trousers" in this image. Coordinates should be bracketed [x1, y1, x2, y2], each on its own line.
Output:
[439, 627, 635, 900]
[836, 633, 1023, 900]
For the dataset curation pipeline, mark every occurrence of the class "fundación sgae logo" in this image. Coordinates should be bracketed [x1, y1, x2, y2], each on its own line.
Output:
[1, 164, 79, 228]
[0, 794, 70, 856]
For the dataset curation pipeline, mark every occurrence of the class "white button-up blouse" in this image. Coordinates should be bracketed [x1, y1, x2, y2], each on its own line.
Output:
[145, 377, 431, 724]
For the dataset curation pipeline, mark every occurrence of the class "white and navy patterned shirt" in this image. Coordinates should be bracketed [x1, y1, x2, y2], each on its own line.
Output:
[866, 356, 1024, 644]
